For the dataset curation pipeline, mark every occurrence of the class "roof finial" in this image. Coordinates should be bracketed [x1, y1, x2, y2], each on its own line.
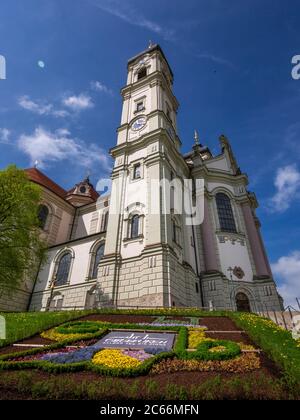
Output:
[148, 40, 154, 49]
[194, 129, 200, 146]
[84, 169, 91, 183]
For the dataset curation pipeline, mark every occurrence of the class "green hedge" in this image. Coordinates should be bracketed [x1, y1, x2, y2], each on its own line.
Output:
[0, 310, 98, 347]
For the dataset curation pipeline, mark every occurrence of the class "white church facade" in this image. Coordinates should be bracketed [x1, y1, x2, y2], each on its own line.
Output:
[3, 44, 283, 312]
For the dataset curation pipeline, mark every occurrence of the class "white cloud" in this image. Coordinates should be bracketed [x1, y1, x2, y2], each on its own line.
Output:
[18, 127, 111, 172]
[18, 95, 69, 118]
[90, 80, 113, 95]
[62, 94, 94, 111]
[89, 0, 175, 41]
[269, 165, 300, 212]
[0, 128, 10, 143]
[18, 95, 53, 115]
[271, 251, 300, 308]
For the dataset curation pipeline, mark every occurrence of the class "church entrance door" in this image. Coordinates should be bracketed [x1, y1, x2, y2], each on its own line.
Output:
[235, 292, 251, 312]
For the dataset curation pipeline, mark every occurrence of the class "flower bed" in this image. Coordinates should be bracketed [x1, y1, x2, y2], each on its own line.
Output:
[41, 321, 108, 342]
[0, 320, 263, 377]
[188, 328, 209, 349]
[139, 316, 202, 328]
[92, 349, 144, 369]
[151, 352, 261, 374]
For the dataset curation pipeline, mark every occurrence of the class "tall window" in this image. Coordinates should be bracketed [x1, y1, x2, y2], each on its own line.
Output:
[131, 215, 140, 239]
[92, 244, 105, 278]
[216, 193, 237, 233]
[101, 212, 109, 232]
[172, 219, 177, 243]
[137, 68, 147, 80]
[55, 253, 72, 286]
[133, 163, 141, 179]
[38, 204, 49, 230]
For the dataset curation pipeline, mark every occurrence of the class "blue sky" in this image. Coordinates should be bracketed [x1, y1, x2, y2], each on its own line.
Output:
[0, 0, 300, 306]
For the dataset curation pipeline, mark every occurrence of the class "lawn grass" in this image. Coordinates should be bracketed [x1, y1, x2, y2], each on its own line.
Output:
[0, 311, 96, 347]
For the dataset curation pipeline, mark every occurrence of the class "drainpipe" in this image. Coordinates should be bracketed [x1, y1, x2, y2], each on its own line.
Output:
[191, 221, 204, 307]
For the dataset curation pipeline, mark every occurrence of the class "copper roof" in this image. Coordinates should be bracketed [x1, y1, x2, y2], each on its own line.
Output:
[25, 168, 67, 199]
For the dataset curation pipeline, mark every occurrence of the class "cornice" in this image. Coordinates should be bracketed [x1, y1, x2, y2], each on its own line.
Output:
[192, 165, 249, 186]
[121, 71, 179, 109]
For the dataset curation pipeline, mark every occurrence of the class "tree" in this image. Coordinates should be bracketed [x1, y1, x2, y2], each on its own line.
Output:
[0, 165, 46, 295]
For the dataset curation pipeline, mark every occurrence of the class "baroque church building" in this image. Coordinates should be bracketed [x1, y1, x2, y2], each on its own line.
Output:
[2, 44, 283, 312]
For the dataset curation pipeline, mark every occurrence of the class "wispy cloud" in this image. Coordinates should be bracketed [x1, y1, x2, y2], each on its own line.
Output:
[89, 0, 175, 41]
[18, 96, 53, 115]
[18, 95, 69, 118]
[18, 127, 111, 172]
[90, 80, 113, 95]
[268, 164, 300, 213]
[271, 251, 300, 307]
[195, 52, 237, 70]
[62, 93, 94, 111]
[0, 128, 10, 143]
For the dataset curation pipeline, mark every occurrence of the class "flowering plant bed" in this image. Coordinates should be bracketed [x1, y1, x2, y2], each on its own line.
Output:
[0, 310, 298, 399]
[138, 315, 202, 328]
[0, 321, 251, 377]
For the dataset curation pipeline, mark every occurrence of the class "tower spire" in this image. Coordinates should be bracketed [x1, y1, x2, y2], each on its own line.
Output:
[194, 129, 200, 146]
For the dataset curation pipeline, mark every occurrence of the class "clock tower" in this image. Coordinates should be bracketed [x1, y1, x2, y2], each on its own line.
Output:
[98, 44, 201, 308]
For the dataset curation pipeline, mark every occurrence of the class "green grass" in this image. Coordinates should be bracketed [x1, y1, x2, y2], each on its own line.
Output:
[228, 312, 300, 390]
[0, 370, 292, 399]
[0, 310, 96, 347]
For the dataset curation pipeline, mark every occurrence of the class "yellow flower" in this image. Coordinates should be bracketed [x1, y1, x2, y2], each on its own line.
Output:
[92, 349, 141, 369]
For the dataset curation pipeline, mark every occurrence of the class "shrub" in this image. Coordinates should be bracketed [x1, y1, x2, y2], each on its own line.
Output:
[176, 339, 241, 361]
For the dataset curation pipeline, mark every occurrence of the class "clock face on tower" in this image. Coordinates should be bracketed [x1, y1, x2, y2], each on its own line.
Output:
[131, 116, 147, 132]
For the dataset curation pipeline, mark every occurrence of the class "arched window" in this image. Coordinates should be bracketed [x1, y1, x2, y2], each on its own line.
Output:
[55, 253, 72, 287]
[131, 215, 140, 239]
[38, 204, 49, 230]
[92, 244, 105, 278]
[216, 193, 237, 233]
[137, 67, 147, 80]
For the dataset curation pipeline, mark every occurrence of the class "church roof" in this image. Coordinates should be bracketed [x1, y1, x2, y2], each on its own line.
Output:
[25, 168, 67, 199]
[25, 168, 99, 203]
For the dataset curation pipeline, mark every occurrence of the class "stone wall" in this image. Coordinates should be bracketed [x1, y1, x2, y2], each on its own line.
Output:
[29, 281, 97, 311]
[202, 273, 282, 311]
[0, 287, 31, 312]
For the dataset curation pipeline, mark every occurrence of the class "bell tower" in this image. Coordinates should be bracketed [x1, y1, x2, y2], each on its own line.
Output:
[117, 43, 180, 149]
[99, 44, 200, 308]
